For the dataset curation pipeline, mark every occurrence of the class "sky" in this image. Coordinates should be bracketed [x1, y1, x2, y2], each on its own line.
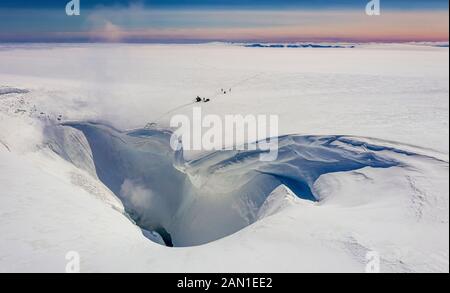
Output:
[0, 0, 448, 43]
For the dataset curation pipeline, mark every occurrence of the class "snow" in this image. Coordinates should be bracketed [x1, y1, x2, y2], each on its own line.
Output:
[0, 43, 448, 272]
[0, 86, 29, 96]
[60, 122, 413, 247]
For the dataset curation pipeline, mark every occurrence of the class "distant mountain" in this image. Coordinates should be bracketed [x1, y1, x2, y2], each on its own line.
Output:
[244, 43, 355, 48]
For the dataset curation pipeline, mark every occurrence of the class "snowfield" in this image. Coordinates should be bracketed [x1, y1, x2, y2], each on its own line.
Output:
[0, 43, 448, 273]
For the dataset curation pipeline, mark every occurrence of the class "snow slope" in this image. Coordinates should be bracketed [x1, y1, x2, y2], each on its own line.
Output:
[0, 43, 448, 272]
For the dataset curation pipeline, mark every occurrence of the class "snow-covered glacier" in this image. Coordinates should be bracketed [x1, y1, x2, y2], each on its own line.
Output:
[53, 121, 442, 248]
[0, 43, 448, 272]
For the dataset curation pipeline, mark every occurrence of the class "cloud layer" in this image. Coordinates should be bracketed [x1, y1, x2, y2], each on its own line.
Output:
[0, 7, 448, 42]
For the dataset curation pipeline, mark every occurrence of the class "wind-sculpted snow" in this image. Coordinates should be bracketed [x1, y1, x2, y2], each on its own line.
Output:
[0, 87, 29, 96]
[60, 121, 412, 247]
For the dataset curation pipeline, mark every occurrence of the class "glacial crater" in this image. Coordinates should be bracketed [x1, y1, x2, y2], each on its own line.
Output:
[54, 121, 401, 247]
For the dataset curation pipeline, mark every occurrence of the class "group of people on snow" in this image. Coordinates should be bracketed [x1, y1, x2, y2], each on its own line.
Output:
[195, 88, 232, 103]
[221, 88, 232, 94]
[195, 96, 210, 103]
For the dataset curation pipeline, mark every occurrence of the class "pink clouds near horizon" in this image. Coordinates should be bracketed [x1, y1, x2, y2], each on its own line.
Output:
[1, 9, 448, 42]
